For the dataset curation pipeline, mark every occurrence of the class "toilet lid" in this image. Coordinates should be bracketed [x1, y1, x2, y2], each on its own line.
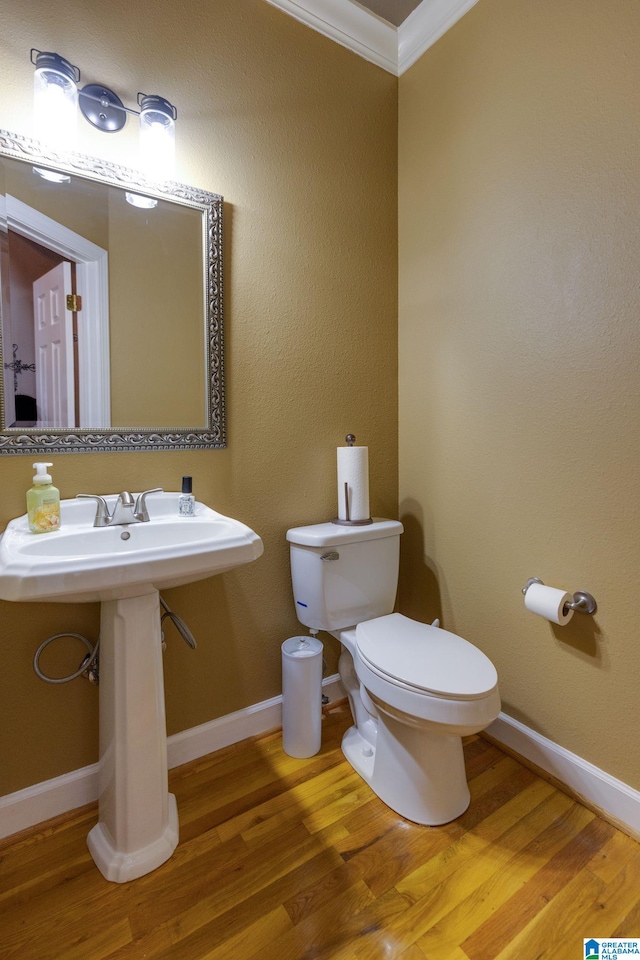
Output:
[356, 613, 498, 700]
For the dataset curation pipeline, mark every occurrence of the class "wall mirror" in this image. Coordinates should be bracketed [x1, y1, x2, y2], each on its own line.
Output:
[0, 129, 224, 453]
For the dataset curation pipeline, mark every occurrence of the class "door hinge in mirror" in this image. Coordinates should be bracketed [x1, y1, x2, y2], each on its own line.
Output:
[66, 294, 82, 312]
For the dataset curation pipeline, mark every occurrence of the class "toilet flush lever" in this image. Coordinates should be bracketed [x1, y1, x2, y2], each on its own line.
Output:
[321, 551, 339, 562]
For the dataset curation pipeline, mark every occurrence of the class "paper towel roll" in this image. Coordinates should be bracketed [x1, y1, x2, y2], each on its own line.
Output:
[337, 445, 370, 521]
[524, 582, 574, 625]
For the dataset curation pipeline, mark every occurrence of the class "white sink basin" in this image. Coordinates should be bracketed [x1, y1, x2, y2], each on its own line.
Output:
[0, 491, 263, 882]
[0, 492, 264, 603]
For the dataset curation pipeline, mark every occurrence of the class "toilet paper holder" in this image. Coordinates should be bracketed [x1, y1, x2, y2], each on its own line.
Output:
[522, 578, 597, 616]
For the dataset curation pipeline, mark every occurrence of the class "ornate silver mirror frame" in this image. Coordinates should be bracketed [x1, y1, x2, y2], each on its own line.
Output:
[0, 129, 224, 453]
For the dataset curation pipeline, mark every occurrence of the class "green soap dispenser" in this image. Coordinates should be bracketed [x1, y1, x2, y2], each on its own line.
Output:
[27, 462, 61, 534]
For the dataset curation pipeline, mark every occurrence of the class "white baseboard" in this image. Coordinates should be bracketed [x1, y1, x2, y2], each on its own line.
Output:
[0, 674, 344, 842]
[0, 761, 101, 844]
[6, 693, 637, 844]
[486, 713, 640, 839]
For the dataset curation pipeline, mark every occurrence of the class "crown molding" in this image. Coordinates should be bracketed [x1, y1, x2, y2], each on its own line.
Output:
[398, 0, 480, 73]
[263, 0, 398, 74]
[263, 0, 480, 76]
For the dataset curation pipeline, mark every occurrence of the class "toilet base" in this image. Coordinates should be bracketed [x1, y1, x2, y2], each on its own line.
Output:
[342, 724, 377, 783]
[341, 712, 471, 826]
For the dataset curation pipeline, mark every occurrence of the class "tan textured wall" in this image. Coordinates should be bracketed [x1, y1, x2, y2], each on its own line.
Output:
[399, 0, 640, 786]
[0, 0, 398, 795]
[108, 199, 205, 427]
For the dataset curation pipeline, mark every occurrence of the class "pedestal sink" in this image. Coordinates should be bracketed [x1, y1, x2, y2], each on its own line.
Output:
[0, 492, 263, 882]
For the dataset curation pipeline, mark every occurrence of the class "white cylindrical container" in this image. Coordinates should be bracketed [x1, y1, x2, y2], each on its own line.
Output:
[281, 636, 323, 758]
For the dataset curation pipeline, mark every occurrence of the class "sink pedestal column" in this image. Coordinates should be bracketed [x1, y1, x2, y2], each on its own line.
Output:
[87, 589, 179, 882]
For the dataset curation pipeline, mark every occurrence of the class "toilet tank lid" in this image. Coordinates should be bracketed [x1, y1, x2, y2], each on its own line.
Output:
[286, 519, 403, 548]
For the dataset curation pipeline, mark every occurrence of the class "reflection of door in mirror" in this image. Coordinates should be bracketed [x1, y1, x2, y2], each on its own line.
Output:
[1, 195, 110, 430]
[7, 231, 64, 427]
[33, 261, 75, 428]
[0, 209, 12, 425]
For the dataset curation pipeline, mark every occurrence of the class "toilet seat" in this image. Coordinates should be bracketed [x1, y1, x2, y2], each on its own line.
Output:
[356, 613, 498, 701]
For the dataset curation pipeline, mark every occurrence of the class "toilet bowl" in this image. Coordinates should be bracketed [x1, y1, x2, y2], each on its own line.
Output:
[337, 614, 499, 824]
[287, 519, 501, 825]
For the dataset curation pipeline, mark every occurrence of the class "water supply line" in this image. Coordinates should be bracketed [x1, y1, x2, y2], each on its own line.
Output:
[33, 632, 100, 685]
[309, 628, 330, 705]
[160, 595, 197, 649]
[33, 595, 196, 685]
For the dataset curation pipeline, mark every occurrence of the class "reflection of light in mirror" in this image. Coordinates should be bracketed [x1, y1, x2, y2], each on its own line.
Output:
[125, 192, 158, 209]
[32, 167, 71, 183]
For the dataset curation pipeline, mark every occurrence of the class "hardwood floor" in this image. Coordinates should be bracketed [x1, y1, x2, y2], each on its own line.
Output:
[1, 702, 639, 960]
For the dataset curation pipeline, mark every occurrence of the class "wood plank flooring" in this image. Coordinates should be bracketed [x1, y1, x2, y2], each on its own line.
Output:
[1, 702, 639, 960]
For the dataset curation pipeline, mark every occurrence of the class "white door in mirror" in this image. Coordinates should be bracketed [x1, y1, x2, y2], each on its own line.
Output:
[33, 261, 75, 429]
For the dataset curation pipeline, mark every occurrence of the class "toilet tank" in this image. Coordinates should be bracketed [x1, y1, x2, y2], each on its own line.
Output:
[287, 519, 403, 632]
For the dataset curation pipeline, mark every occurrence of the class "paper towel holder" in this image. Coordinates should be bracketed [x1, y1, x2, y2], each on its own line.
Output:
[522, 578, 597, 616]
[333, 480, 373, 526]
[332, 434, 373, 526]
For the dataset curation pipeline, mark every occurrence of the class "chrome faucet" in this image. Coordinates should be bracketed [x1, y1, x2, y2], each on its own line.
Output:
[77, 488, 163, 527]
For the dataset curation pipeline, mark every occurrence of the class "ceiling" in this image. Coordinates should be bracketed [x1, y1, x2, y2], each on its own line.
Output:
[354, 0, 424, 26]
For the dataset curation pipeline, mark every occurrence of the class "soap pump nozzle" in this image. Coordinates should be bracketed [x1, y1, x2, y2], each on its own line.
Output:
[32, 462, 53, 484]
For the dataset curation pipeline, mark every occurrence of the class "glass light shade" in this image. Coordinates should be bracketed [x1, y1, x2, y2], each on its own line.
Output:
[138, 95, 176, 182]
[33, 52, 78, 151]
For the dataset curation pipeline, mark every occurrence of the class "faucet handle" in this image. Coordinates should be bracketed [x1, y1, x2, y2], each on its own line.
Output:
[76, 494, 111, 527]
[134, 488, 163, 522]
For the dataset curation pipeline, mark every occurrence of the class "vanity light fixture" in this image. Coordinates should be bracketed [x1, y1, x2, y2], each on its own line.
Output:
[31, 51, 79, 151]
[138, 94, 177, 183]
[30, 49, 177, 185]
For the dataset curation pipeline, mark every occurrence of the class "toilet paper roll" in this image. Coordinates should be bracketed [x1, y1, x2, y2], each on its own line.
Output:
[337, 445, 370, 521]
[524, 582, 574, 625]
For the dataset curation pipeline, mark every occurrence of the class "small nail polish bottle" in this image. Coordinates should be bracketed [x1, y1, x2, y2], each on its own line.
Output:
[178, 476, 195, 516]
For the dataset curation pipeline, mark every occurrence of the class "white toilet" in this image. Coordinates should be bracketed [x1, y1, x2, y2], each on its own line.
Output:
[286, 518, 500, 825]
